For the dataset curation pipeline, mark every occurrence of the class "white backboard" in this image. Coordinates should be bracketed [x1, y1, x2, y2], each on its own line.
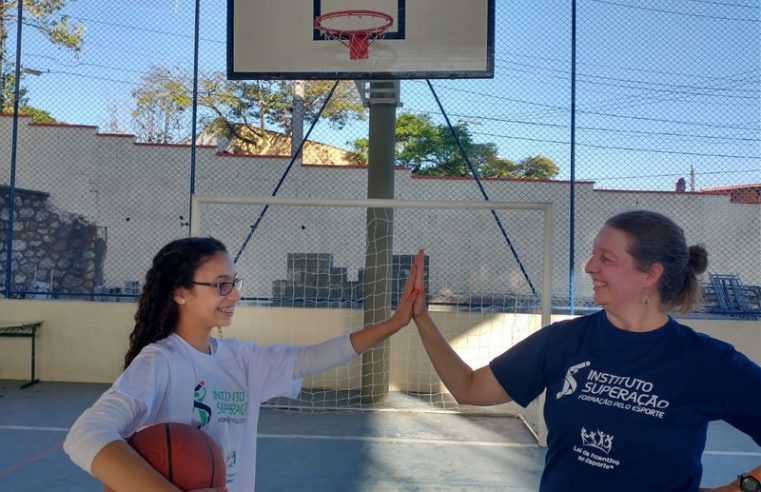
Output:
[227, 0, 495, 79]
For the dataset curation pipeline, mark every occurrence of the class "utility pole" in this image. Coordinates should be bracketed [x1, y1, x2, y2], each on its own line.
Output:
[690, 165, 696, 192]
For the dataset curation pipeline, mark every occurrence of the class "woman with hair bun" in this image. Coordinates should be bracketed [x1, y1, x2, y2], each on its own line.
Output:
[409, 210, 761, 491]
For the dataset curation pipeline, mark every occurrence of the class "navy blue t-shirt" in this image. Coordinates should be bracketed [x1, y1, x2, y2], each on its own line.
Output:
[489, 310, 761, 491]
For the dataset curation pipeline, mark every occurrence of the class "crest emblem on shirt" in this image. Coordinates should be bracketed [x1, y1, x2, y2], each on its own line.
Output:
[556, 360, 591, 399]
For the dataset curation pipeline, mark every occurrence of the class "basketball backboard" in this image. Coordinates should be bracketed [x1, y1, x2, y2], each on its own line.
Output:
[227, 0, 494, 80]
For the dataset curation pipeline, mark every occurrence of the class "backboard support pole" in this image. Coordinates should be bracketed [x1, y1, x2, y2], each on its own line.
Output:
[291, 81, 305, 159]
[361, 80, 400, 404]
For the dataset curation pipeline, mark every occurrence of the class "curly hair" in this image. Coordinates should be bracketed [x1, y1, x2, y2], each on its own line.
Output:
[606, 210, 708, 313]
[124, 237, 227, 368]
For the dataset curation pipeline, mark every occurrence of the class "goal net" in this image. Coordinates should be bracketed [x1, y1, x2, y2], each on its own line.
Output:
[191, 196, 552, 442]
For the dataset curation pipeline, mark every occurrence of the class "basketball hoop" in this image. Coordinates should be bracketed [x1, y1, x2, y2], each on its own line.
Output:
[314, 10, 393, 60]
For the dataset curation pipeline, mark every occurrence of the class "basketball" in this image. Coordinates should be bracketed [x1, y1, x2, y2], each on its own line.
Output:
[104, 422, 226, 491]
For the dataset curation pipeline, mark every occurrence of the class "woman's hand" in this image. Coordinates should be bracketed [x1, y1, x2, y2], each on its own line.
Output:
[411, 249, 428, 319]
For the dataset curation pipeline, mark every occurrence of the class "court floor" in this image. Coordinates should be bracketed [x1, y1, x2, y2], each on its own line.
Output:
[0, 380, 758, 491]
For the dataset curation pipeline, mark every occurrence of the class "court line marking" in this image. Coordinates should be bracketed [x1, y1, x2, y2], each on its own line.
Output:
[0, 425, 70, 432]
[0, 442, 62, 479]
[3, 426, 760, 456]
[703, 450, 761, 457]
[259, 433, 538, 447]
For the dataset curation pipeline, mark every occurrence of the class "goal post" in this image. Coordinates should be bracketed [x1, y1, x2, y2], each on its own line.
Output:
[191, 195, 552, 443]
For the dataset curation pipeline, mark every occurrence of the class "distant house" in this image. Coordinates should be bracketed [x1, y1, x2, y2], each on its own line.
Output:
[702, 183, 761, 204]
[195, 126, 356, 165]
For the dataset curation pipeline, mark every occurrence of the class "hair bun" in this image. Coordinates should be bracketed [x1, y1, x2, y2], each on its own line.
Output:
[687, 244, 708, 275]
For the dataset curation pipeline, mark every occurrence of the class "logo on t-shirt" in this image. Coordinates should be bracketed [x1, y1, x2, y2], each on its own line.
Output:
[573, 426, 621, 470]
[558, 363, 671, 419]
[581, 427, 613, 454]
[193, 380, 213, 428]
[556, 361, 591, 399]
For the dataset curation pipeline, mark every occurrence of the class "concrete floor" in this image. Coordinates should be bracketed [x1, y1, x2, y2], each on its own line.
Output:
[0, 380, 758, 491]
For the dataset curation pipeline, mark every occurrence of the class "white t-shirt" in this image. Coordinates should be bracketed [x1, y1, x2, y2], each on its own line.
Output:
[65, 333, 353, 492]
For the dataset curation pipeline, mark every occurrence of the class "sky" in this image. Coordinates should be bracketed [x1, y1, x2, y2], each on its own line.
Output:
[5, 0, 760, 191]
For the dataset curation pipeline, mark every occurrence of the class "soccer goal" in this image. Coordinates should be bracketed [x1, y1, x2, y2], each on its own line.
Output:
[191, 195, 552, 442]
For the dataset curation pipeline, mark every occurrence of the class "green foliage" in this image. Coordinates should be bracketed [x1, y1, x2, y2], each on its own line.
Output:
[198, 77, 365, 146]
[45, 15, 85, 50]
[517, 155, 559, 179]
[0, 75, 56, 122]
[128, 69, 366, 146]
[19, 105, 56, 123]
[281, 80, 366, 133]
[1, 72, 26, 112]
[131, 67, 193, 143]
[346, 138, 369, 165]
[1, 1, 85, 62]
[349, 113, 559, 179]
[0, 1, 85, 122]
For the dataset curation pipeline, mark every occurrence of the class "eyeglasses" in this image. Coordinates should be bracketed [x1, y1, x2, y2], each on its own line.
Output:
[192, 277, 243, 296]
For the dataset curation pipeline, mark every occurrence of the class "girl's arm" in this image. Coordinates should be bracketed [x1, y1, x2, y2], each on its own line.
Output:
[91, 440, 183, 492]
[348, 263, 419, 354]
[64, 391, 184, 492]
[293, 260, 420, 377]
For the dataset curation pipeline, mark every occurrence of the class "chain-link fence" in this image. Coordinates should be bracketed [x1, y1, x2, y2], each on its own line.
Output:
[1, 0, 759, 317]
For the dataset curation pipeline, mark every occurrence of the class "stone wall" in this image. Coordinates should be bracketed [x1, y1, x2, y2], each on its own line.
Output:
[0, 185, 106, 297]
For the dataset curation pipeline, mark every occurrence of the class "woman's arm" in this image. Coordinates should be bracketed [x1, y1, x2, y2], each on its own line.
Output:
[411, 249, 511, 406]
[700, 465, 761, 492]
[414, 311, 511, 406]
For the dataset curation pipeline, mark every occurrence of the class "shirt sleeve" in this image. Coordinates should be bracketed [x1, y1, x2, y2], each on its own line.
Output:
[63, 391, 146, 474]
[719, 349, 761, 446]
[109, 347, 171, 418]
[489, 323, 556, 407]
[293, 334, 357, 378]
[63, 346, 172, 474]
[241, 341, 303, 401]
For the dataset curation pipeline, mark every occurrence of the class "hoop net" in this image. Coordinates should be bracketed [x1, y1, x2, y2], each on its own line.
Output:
[314, 10, 393, 60]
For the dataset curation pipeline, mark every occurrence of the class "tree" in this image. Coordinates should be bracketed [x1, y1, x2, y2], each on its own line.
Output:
[516, 155, 559, 179]
[1, 1, 84, 115]
[197, 76, 365, 147]
[197, 75, 288, 147]
[126, 67, 366, 148]
[131, 66, 193, 143]
[1, 1, 85, 72]
[349, 113, 559, 180]
[1, 72, 55, 122]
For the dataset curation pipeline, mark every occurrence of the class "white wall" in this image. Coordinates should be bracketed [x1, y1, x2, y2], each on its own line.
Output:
[1, 299, 759, 386]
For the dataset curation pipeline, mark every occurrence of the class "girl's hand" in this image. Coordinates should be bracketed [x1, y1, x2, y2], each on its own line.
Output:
[390, 256, 420, 328]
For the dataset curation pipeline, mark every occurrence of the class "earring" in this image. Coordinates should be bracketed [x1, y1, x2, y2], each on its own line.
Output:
[641, 291, 650, 305]
[178, 299, 186, 305]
